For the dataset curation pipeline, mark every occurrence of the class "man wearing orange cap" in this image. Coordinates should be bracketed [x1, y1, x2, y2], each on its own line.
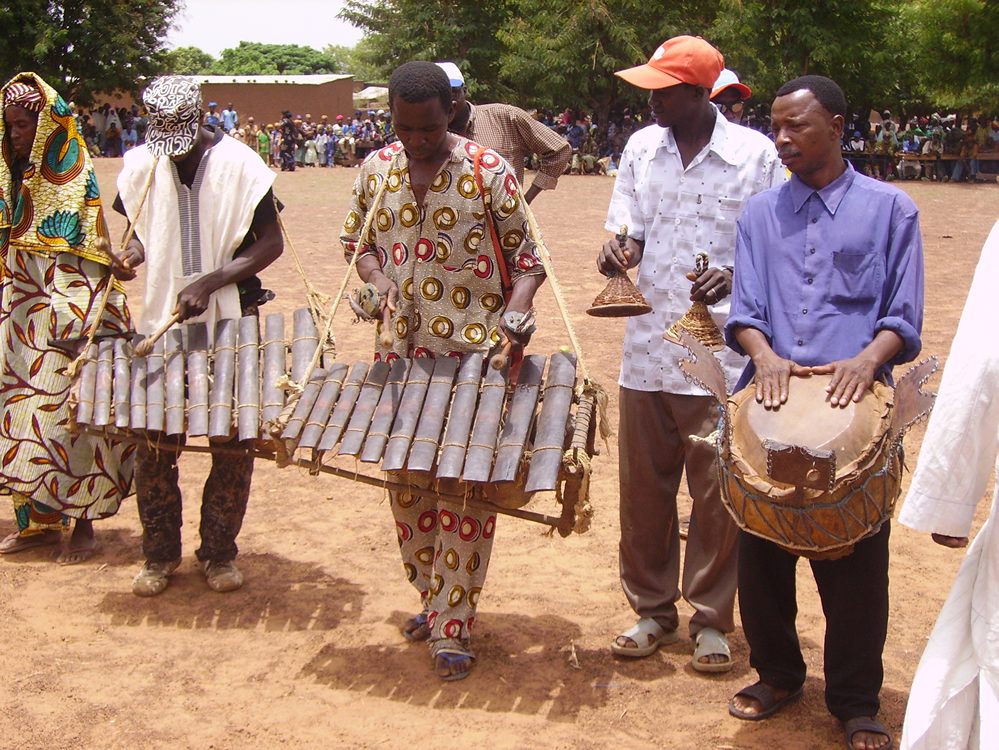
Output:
[597, 36, 785, 673]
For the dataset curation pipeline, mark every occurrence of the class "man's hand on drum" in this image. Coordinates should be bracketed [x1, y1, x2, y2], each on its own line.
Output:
[752, 349, 812, 409]
[810, 331, 905, 407]
[687, 266, 731, 304]
[733, 326, 811, 409]
[596, 236, 644, 276]
[809, 355, 879, 407]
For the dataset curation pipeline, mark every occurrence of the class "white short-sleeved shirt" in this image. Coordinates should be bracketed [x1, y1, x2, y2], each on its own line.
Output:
[605, 108, 787, 394]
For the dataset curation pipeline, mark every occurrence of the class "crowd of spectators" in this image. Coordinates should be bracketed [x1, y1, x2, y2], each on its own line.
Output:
[72, 92, 998, 186]
[841, 110, 999, 183]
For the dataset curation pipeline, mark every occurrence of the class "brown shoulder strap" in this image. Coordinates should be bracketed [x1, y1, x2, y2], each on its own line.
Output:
[473, 146, 513, 300]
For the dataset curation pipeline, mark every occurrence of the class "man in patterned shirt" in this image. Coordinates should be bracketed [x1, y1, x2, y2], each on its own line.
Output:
[598, 36, 786, 671]
[340, 61, 546, 681]
[436, 62, 571, 204]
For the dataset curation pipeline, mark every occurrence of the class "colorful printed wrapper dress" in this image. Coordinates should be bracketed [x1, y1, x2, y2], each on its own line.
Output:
[0, 72, 134, 535]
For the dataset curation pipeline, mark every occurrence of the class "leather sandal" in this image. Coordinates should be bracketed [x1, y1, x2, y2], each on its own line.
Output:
[729, 681, 804, 721]
[843, 716, 892, 750]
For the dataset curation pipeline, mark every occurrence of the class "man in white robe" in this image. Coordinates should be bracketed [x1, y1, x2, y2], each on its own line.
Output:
[898, 217, 999, 750]
[112, 76, 282, 597]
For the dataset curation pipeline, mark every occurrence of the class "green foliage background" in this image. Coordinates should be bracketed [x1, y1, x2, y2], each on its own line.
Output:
[2, 0, 997, 115]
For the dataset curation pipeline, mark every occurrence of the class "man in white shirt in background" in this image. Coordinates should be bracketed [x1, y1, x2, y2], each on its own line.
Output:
[597, 35, 786, 672]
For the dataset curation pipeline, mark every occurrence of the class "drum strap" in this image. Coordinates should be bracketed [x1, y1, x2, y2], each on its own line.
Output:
[472, 146, 513, 303]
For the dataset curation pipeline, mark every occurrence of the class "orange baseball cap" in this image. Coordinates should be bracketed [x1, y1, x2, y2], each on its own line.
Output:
[615, 36, 724, 90]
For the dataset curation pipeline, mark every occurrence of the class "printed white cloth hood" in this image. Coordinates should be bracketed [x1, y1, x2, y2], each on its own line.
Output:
[117, 135, 274, 337]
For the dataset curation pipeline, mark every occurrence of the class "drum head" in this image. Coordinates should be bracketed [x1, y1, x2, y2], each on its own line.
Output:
[730, 374, 891, 487]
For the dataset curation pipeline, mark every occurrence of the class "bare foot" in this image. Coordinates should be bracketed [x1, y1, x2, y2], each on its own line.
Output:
[698, 653, 729, 665]
[434, 652, 473, 681]
[402, 614, 430, 641]
[56, 520, 100, 565]
[731, 682, 791, 717]
[844, 717, 892, 750]
[851, 731, 891, 750]
[0, 529, 62, 555]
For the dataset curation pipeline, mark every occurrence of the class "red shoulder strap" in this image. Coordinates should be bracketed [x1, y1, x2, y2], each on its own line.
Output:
[473, 147, 513, 301]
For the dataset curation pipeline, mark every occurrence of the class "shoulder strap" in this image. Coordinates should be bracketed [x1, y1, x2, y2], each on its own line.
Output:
[473, 146, 513, 301]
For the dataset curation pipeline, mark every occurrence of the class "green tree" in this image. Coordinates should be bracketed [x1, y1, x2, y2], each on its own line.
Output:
[711, 0, 919, 113]
[0, 0, 179, 106]
[164, 46, 215, 75]
[325, 40, 383, 84]
[905, 0, 999, 111]
[499, 0, 719, 122]
[208, 42, 342, 76]
[337, 0, 513, 100]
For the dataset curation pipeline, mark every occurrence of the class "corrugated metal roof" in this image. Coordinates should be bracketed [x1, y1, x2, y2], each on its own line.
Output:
[196, 75, 352, 85]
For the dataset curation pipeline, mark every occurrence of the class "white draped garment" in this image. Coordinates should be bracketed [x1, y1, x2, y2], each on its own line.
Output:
[898, 217, 999, 750]
[117, 136, 275, 337]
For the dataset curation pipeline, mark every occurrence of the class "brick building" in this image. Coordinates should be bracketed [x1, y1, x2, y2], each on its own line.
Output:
[195, 74, 355, 126]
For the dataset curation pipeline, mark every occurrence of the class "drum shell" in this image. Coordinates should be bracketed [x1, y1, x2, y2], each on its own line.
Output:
[719, 379, 901, 560]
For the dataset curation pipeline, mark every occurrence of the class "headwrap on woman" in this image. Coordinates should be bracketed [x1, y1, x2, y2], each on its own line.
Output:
[4, 81, 45, 113]
[0, 72, 111, 266]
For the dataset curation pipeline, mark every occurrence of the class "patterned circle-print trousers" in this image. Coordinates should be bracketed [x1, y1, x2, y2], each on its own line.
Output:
[390, 484, 497, 658]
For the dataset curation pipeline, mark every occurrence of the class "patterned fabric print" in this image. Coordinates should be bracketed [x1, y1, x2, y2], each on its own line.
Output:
[10, 489, 68, 534]
[0, 73, 115, 269]
[141, 76, 202, 159]
[0, 250, 134, 518]
[135, 434, 253, 564]
[341, 139, 545, 360]
[390, 476, 496, 656]
[604, 108, 787, 394]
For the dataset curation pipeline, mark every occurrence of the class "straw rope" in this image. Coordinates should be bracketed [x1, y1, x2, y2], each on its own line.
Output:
[281, 149, 401, 395]
[273, 196, 335, 357]
[66, 157, 158, 379]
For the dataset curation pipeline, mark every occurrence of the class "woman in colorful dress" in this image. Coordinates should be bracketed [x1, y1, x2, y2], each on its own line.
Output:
[0, 73, 133, 564]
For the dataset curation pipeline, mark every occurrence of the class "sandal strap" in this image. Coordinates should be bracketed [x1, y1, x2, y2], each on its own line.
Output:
[734, 682, 781, 712]
[844, 716, 891, 743]
[618, 617, 666, 643]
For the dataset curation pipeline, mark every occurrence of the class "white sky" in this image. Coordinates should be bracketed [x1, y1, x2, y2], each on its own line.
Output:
[167, 0, 365, 57]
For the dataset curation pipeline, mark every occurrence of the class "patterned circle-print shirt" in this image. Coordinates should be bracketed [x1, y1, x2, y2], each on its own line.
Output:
[341, 138, 545, 360]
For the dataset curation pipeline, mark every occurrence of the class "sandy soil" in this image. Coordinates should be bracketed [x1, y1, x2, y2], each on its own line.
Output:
[0, 159, 994, 750]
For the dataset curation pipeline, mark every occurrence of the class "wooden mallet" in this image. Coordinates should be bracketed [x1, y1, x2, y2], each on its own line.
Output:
[134, 311, 182, 357]
[489, 339, 514, 371]
[379, 306, 394, 349]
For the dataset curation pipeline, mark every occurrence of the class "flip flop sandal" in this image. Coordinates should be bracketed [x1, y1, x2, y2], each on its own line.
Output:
[434, 651, 474, 682]
[611, 617, 680, 658]
[692, 627, 733, 673]
[402, 612, 430, 642]
[56, 541, 103, 566]
[843, 716, 893, 750]
[728, 682, 804, 721]
[0, 531, 61, 554]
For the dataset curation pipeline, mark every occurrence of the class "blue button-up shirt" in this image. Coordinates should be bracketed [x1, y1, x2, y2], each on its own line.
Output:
[725, 162, 924, 391]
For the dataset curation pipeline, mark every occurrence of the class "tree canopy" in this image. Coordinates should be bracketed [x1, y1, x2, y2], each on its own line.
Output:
[336, 0, 514, 99]
[336, 0, 999, 116]
[0, 0, 179, 106]
[163, 46, 215, 76]
[207, 42, 343, 76]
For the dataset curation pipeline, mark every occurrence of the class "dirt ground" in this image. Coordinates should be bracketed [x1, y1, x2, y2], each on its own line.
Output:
[0, 158, 995, 750]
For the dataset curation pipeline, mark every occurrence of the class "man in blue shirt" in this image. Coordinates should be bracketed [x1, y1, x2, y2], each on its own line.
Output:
[221, 102, 238, 132]
[725, 76, 923, 750]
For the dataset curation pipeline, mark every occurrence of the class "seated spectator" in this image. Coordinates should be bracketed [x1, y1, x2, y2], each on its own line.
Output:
[921, 131, 947, 181]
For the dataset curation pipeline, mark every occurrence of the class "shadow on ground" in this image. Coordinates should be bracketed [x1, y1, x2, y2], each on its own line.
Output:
[97, 551, 364, 631]
[302, 611, 617, 720]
